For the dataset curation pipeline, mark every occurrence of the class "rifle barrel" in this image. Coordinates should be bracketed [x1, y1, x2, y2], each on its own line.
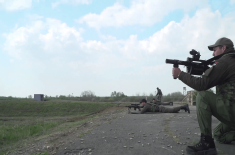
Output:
[165, 59, 191, 66]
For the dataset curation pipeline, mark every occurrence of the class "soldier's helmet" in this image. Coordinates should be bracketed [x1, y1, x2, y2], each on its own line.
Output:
[140, 99, 147, 103]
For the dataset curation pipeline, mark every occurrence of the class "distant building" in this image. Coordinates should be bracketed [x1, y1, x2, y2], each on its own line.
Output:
[34, 94, 44, 101]
[181, 91, 195, 106]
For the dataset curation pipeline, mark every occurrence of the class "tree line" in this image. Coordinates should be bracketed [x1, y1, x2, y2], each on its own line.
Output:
[4, 88, 214, 102]
[24, 90, 186, 102]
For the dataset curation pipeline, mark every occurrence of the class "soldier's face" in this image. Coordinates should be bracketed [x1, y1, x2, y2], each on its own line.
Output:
[141, 102, 146, 106]
[213, 46, 226, 56]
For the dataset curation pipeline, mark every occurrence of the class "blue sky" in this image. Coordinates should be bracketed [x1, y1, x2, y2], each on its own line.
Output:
[1, 0, 235, 98]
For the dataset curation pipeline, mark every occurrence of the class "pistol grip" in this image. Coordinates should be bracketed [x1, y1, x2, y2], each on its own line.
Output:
[173, 64, 178, 79]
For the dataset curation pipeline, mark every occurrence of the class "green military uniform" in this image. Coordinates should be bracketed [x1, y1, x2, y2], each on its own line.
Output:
[156, 101, 173, 106]
[152, 99, 173, 106]
[160, 102, 173, 105]
[130, 102, 186, 114]
[156, 87, 163, 102]
[179, 45, 235, 143]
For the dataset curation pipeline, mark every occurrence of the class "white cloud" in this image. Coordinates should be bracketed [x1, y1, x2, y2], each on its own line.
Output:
[78, 0, 208, 29]
[3, 18, 83, 61]
[52, 0, 92, 8]
[127, 64, 167, 76]
[119, 8, 235, 61]
[231, 0, 235, 4]
[0, 0, 32, 11]
[3, 8, 235, 72]
[3, 8, 235, 97]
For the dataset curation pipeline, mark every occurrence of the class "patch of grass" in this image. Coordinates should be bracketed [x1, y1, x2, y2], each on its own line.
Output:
[79, 129, 92, 138]
[0, 100, 117, 155]
[107, 120, 112, 124]
[191, 140, 198, 145]
[0, 100, 116, 117]
[0, 121, 61, 146]
[56, 118, 90, 133]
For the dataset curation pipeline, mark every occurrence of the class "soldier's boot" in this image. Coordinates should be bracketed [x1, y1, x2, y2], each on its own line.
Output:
[186, 133, 217, 155]
[180, 104, 190, 113]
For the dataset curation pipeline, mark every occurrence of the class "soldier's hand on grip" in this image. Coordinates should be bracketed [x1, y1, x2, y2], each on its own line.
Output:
[172, 68, 181, 79]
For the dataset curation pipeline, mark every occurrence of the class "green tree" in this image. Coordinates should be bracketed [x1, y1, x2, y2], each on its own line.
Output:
[110, 91, 126, 97]
[59, 95, 66, 99]
[149, 93, 153, 97]
[162, 91, 184, 102]
[80, 90, 96, 97]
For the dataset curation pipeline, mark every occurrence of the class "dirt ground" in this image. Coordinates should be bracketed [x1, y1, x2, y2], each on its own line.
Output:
[8, 105, 127, 155]
[55, 105, 234, 155]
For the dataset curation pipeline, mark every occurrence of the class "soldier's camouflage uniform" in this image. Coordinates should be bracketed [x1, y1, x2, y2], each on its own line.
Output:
[130, 102, 181, 114]
[179, 48, 235, 144]
[154, 100, 173, 106]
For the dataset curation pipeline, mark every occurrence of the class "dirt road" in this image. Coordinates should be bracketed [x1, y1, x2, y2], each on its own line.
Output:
[55, 106, 235, 155]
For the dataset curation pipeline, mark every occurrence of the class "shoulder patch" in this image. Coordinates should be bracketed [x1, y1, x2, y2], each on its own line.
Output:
[213, 62, 218, 66]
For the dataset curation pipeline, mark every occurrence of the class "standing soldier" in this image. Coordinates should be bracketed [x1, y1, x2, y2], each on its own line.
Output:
[172, 37, 235, 155]
[156, 87, 163, 102]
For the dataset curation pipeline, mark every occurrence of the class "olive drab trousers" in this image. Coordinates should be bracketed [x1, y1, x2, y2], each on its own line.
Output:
[158, 105, 181, 113]
[157, 95, 162, 102]
[196, 91, 235, 144]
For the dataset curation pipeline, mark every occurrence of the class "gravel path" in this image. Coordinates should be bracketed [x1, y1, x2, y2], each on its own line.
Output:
[56, 106, 235, 155]
[8, 105, 235, 155]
